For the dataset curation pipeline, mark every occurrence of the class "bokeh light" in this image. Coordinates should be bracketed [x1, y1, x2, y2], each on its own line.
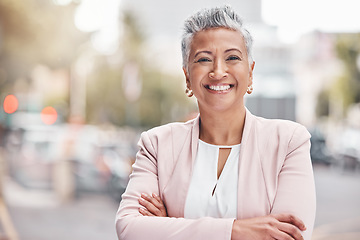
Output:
[41, 106, 58, 125]
[3, 94, 19, 114]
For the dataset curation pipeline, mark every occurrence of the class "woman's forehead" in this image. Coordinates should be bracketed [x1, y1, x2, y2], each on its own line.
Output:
[190, 28, 246, 55]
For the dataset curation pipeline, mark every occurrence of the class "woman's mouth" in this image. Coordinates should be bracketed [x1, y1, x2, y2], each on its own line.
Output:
[205, 84, 234, 93]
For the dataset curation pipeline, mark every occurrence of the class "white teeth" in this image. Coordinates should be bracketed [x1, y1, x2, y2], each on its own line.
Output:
[209, 85, 231, 91]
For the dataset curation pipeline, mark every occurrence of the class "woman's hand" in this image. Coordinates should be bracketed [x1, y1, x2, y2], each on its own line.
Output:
[231, 213, 306, 240]
[138, 193, 167, 217]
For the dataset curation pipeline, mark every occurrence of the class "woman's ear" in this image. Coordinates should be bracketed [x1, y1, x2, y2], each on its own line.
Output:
[248, 61, 255, 86]
[183, 67, 191, 88]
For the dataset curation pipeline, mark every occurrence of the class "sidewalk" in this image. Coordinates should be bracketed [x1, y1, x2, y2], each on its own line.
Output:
[312, 217, 360, 240]
[3, 177, 119, 240]
[0, 198, 18, 240]
[312, 165, 360, 240]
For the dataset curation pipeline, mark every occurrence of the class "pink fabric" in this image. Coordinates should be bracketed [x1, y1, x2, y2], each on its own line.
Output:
[115, 109, 316, 240]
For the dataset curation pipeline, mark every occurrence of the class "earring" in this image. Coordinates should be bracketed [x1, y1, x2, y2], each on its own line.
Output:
[247, 85, 253, 94]
[185, 88, 193, 97]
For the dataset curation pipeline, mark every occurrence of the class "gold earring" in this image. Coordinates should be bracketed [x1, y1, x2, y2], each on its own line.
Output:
[247, 85, 253, 94]
[185, 88, 193, 97]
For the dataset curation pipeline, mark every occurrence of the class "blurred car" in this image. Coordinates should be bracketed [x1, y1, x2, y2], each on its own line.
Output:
[309, 127, 334, 165]
[335, 127, 360, 171]
[99, 145, 134, 201]
[5, 125, 61, 189]
[4, 123, 138, 200]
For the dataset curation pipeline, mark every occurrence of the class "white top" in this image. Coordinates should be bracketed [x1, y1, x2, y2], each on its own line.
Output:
[184, 140, 240, 219]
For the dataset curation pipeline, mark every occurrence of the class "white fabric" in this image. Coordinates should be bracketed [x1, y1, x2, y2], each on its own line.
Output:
[184, 140, 240, 219]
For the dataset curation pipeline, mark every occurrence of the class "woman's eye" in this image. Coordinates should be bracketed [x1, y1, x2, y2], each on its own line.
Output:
[227, 56, 241, 61]
[196, 58, 211, 63]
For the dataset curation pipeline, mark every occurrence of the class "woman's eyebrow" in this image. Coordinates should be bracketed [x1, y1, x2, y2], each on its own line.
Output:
[225, 48, 243, 56]
[194, 51, 212, 58]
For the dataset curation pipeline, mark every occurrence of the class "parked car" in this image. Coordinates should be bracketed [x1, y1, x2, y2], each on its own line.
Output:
[4, 123, 138, 199]
[100, 145, 134, 201]
[309, 127, 334, 165]
[335, 127, 360, 171]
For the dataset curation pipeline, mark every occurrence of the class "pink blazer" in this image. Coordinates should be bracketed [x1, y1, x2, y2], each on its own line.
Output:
[116, 109, 316, 240]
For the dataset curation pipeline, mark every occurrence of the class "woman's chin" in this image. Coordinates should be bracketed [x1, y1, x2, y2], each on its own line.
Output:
[198, 100, 244, 114]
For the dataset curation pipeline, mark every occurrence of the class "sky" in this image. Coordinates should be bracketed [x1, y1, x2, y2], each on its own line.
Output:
[62, 0, 360, 53]
[262, 0, 360, 43]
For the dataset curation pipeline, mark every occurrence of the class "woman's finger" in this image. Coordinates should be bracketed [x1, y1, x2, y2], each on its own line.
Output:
[138, 195, 158, 214]
[232, 214, 305, 240]
[140, 193, 167, 216]
[274, 213, 306, 231]
[143, 193, 161, 207]
[151, 193, 167, 213]
[152, 193, 162, 202]
[270, 227, 296, 240]
[139, 193, 167, 217]
[141, 193, 161, 209]
[277, 221, 304, 240]
[138, 207, 154, 216]
[138, 194, 167, 217]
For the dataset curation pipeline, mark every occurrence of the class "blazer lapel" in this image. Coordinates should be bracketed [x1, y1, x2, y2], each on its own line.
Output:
[237, 109, 254, 218]
[191, 116, 200, 169]
[162, 115, 200, 218]
[236, 109, 271, 219]
[177, 115, 200, 216]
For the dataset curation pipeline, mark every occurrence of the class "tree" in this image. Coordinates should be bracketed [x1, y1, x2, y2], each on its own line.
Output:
[333, 33, 360, 110]
[85, 9, 193, 128]
[0, 0, 87, 107]
[316, 33, 360, 118]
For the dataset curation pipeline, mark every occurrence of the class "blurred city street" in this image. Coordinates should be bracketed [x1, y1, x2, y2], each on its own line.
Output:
[1, 0, 360, 240]
[3, 176, 119, 240]
[312, 165, 360, 240]
[0, 164, 359, 240]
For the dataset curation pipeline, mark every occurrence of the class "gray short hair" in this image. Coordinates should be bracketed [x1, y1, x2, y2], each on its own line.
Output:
[181, 5, 254, 70]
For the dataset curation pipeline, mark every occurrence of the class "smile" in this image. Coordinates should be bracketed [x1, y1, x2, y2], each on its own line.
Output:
[205, 84, 234, 92]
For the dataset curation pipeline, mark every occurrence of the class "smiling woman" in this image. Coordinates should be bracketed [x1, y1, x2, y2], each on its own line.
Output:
[115, 5, 316, 240]
[184, 28, 254, 114]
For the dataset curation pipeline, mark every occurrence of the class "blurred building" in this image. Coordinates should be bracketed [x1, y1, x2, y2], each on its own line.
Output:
[246, 23, 297, 121]
[293, 31, 343, 126]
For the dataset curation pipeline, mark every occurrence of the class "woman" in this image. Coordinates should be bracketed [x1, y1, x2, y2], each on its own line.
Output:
[116, 5, 316, 240]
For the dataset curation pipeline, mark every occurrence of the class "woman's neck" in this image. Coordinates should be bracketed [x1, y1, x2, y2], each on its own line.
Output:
[198, 106, 246, 145]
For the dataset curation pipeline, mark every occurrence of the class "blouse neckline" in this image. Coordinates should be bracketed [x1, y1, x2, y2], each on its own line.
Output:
[198, 139, 241, 148]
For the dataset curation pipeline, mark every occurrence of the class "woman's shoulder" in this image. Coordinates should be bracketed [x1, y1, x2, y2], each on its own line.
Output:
[248, 114, 311, 157]
[144, 116, 197, 139]
[250, 114, 310, 140]
[137, 117, 197, 154]
[253, 114, 303, 128]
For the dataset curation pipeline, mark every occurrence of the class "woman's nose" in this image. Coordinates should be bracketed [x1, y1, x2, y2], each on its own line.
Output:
[209, 60, 228, 79]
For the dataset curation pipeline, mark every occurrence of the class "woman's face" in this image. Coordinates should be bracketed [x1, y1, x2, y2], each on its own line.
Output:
[184, 27, 255, 113]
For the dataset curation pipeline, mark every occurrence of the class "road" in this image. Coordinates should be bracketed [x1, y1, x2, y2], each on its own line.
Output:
[1, 164, 360, 240]
[312, 164, 360, 240]
[3, 179, 119, 240]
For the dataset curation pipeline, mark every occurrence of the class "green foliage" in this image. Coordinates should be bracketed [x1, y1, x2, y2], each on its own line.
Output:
[122, 9, 146, 61]
[85, 57, 126, 125]
[334, 33, 360, 110]
[138, 69, 191, 128]
[0, 0, 87, 109]
[85, 56, 192, 128]
[85, 9, 193, 128]
[0, 0, 86, 69]
[316, 88, 330, 117]
[0, 1, 193, 127]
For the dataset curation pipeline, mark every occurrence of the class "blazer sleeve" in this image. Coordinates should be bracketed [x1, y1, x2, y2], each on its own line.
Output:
[115, 131, 234, 240]
[270, 125, 316, 240]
